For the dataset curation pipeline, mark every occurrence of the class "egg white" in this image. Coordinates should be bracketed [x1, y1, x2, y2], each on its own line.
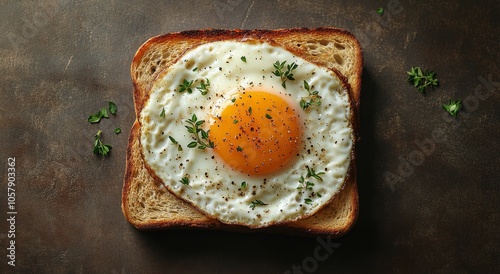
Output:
[140, 41, 353, 228]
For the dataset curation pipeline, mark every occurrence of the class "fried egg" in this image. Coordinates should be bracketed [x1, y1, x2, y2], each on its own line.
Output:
[140, 40, 353, 228]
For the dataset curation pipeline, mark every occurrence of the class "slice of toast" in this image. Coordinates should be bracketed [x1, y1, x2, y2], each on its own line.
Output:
[122, 28, 363, 236]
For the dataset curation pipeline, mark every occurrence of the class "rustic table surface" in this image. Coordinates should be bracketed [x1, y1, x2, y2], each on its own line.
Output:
[1, 0, 498, 273]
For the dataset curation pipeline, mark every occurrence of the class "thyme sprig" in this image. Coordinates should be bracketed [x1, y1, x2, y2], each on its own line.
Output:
[442, 99, 462, 117]
[297, 166, 325, 203]
[196, 78, 210, 95]
[407, 67, 439, 93]
[179, 79, 194, 93]
[185, 114, 214, 149]
[272, 60, 298, 88]
[93, 130, 112, 157]
[180, 176, 190, 186]
[249, 200, 268, 210]
[306, 166, 325, 181]
[300, 80, 322, 110]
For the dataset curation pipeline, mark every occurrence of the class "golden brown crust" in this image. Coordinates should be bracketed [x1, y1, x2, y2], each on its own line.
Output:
[124, 27, 363, 236]
[131, 28, 363, 115]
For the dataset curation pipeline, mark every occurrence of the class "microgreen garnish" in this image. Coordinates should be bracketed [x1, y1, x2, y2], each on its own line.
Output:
[179, 79, 194, 93]
[160, 107, 165, 118]
[248, 107, 252, 115]
[88, 107, 109, 123]
[300, 80, 322, 110]
[376, 8, 384, 15]
[249, 200, 268, 210]
[241, 181, 247, 189]
[93, 130, 112, 157]
[109, 101, 117, 114]
[180, 176, 190, 186]
[442, 99, 462, 117]
[196, 78, 210, 95]
[185, 114, 214, 149]
[304, 198, 313, 204]
[241, 56, 247, 62]
[407, 67, 439, 93]
[114, 127, 121, 134]
[236, 145, 243, 152]
[265, 113, 273, 119]
[233, 119, 239, 124]
[272, 60, 298, 88]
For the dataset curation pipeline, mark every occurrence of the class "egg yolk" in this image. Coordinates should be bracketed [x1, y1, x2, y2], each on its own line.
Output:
[210, 90, 302, 175]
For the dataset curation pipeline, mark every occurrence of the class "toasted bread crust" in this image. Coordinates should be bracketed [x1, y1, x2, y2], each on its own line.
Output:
[131, 28, 363, 116]
[122, 121, 358, 236]
[123, 27, 363, 236]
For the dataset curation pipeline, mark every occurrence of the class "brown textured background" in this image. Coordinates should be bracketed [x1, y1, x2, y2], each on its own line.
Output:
[0, 0, 499, 273]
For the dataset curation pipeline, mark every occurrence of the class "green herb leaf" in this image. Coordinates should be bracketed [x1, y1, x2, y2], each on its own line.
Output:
[192, 67, 198, 72]
[303, 80, 310, 90]
[114, 127, 121, 134]
[195, 120, 205, 127]
[301, 80, 322, 110]
[297, 176, 306, 190]
[160, 107, 166, 118]
[180, 176, 190, 186]
[407, 67, 439, 93]
[297, 175, 315, 191]
[272, 60, 298, 88]
[304, 198, 313, 204]
[179, 79, 194, 93]
[196, 78, 210, 95]
[306, 166, 325, 181]
[169, 136, 183, 151]
[231, 98, 236, 103]
[233, 119, 239, 124]
[185, 114, 214, 149]
[169, 136, 178, 144]
[241, 56, 247, 62]
[88, 107, 110, 123]
[109, 101, 117, 114]
[236, 145, 243, 152]
[265, 113, 272, 119]
[442, 99, 462, 117]
[376, 8, 384, 15]
[93, 130, 112, 157]
[249, 200, 268, 210]
[297, 166, 325, 195]
[200, 129, 209, 139]
[248, 107, 252, 115]
[88, 114, 102, 123]
[99, 107, 109, 118]
[241, 181, 247, 189]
